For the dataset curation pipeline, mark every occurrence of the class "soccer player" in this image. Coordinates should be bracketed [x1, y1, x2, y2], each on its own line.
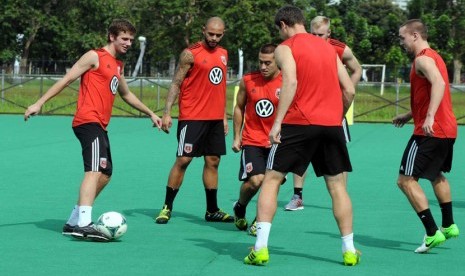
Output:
[24, 19, 162, 241]
[232, 44, 281, 235]
[394, 19, 459, 253]
[285, 15, 362, 211]
[244, 5, 360, 266]
[155, 17, 234, 224]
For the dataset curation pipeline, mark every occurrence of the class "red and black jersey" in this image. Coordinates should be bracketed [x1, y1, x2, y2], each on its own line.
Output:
[410, 48, 457, 138]
[179, 42, 228, 120]
[242, 71, 282, 147]
[72, 48, 122, 130]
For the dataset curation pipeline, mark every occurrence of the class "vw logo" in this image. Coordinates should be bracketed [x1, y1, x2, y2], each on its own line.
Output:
[255, 99, 274, 118]
[209, 67, 223, 85]
[109, 76, 119, 95]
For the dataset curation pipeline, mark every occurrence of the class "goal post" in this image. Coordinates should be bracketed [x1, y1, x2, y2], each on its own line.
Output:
[361, 64, 386, 95]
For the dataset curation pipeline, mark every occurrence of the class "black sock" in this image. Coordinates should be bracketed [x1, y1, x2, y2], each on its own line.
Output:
[234, 201, 246, 218]
[205, 188, 219, 213]
[417, 209, 438, 236]
[439, 202, 454, 227]
[294, 188, 303, 199]
[164, 186, 179, 210]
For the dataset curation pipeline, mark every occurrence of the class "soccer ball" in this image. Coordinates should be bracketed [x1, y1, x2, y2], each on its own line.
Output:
[95, 211, 128, 240]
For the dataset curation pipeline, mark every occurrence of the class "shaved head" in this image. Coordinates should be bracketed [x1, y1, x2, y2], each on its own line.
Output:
[205, 17, 225, 29]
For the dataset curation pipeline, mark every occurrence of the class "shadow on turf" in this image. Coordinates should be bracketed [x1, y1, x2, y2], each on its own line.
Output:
[122, 208, 238, 231]
[306, 230, 448, 254]
[186, 238, 342, 265]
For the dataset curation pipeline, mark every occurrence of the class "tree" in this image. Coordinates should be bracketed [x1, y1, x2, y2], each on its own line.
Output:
[408, 0, 465, 83]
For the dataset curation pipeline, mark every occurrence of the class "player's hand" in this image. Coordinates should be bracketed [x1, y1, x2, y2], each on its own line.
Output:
[24, 103, 42, 121]
[232, 139, 241, 153]
[392, 113, 411, 128]
[269, 122, 281, 144]
[161, 113, 172, 134]
[151, 114, 162, 130]
[422, 116, 435, 136]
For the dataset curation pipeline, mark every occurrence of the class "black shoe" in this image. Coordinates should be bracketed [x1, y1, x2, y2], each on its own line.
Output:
[205, 209, 234, 222]
[71, 223, 109, 242]
[62, 223, 76, 236]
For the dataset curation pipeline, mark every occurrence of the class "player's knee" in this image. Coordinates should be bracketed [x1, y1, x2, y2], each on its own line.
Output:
[249, 174, 264, 189]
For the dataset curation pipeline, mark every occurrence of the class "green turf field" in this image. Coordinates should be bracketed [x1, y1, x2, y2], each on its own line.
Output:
[1, 114, 464, 275]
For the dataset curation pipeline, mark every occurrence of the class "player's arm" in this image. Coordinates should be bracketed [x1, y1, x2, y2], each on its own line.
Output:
[161, 49, 194, 133]
[342, 46, 362, 87]
[416, 55, 446, 136]
[337, 56, 355, 115]
[118, 75, 162, 129]
[24, 50, 98, 121]
[270, 45, 297, 144]
[232, 79, 247, 152]
[392, 111, 412, 128]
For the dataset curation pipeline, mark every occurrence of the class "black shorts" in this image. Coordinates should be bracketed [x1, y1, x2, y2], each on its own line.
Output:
[176, 120, 226, 157]
[73, 123, 112, 176]
[399, 135, 455, 181]
[238, 146, 270, 181]
[267, 124, 352, 177]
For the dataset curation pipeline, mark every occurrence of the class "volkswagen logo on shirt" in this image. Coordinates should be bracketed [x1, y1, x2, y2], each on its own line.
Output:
[209, 67, 223, 85]
[255, 99, 274, 118]
[110, 76, 119, 95]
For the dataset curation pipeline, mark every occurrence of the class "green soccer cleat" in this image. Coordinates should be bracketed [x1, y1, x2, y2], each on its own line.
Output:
[441, 224, 459, 239]
[343, 250, 361, 266]
[414, 230, 446, 253]
[244, 247, 269, 265]
[205, 209, 235, 222]
[155, 205, 171, 224]
[248, 218, 257, 236]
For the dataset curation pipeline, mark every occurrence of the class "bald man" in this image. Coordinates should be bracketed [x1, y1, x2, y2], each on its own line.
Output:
[155, 17, 234, 225]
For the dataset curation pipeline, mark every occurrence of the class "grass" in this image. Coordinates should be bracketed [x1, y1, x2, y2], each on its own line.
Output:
[1, 75, 465, 124]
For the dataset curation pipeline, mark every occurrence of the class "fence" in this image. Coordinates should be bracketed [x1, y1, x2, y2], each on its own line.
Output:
[1, 71, 464, 124]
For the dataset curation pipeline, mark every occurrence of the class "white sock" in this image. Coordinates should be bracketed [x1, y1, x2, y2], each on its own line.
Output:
[254, 222, 272, 250]
[77, 206, 92, 227]
[66, 205, 79, 226]
[341, 233, 356, 253]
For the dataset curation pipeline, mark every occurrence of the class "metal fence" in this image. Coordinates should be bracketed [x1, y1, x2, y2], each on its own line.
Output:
[1, 71, 464, 124]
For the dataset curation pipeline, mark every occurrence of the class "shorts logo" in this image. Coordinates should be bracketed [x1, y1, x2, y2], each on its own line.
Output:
[209, 67, 223, 85]
[246, 162, 253, 173]
[110, 76, 119, 95]
[100, 158, 107, 169]
[255, 99, 274, 118]
[184, 143, 193, 153]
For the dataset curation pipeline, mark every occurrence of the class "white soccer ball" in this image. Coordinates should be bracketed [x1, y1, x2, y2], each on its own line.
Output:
[96, 211, 128, 240]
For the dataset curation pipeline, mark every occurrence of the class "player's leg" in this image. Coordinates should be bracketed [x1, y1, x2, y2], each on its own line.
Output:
[234, 146, 268, 230]
[68, 123, 112, 241]
[397, 136, 446, 253]
[285, 172, 305, 211]
[155, 156, 192, 224]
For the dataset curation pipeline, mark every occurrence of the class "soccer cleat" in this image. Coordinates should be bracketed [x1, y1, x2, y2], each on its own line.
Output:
[244, 247, 269, 265]
[248, 218, 257, 236]
[414, 230, 446, 253]
[441, 224, 459, 239]
[205, 209, 235, 222]
[62, 223, 76, 236]
[71, 223, 109, 242]
[233, 201, 248, 231]
[343, 250, 361, 266]
[284, 194, 304, 211]
[155, 205, 171, 224]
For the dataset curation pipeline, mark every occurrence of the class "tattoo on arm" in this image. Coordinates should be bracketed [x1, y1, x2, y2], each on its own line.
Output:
[164, 50, 194, 114]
